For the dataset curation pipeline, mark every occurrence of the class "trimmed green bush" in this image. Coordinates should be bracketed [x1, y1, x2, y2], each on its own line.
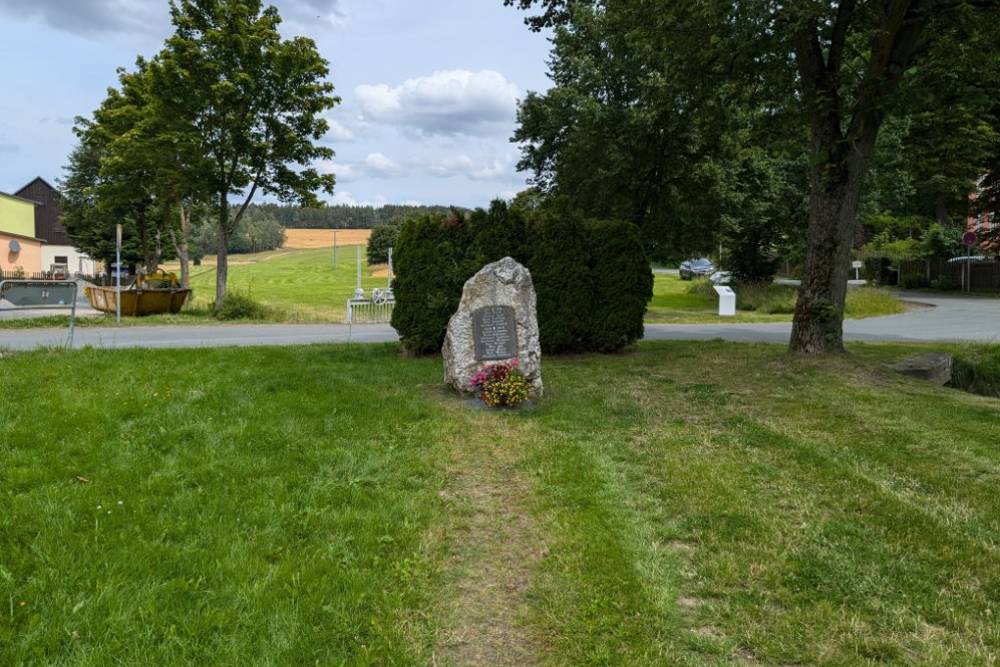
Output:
[391, 200, 652, 355]
[391, 212, 478, 354]
[586, 218, 654, 351]
[470, 199, 529, 266]
[529, 206, 594, 352]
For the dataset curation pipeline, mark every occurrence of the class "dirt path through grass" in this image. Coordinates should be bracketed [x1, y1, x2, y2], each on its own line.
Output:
[433, 408, 545, 666]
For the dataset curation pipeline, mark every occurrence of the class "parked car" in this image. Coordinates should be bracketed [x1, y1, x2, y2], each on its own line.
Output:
[709, 271, 732, 286]
[679, 258, 715, 280]
[108, 263, 131, 280]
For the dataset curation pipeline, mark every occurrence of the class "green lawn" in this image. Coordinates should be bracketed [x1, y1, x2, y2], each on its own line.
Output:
[187, 245, 391, 320]
[3, 342, 999, 664]
[646, 273, 905, 323]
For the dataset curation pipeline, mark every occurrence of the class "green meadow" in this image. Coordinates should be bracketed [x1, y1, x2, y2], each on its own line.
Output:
[2, 341, 998, 664]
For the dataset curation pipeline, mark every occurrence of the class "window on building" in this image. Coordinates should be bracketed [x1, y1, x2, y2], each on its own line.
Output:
[54, 256, 68, 264]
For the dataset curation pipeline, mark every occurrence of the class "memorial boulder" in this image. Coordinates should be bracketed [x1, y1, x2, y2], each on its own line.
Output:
[443, 257, 543, 397]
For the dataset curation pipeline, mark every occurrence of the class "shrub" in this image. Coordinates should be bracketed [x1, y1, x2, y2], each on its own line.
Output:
[528, 206, 593, 352]
[367, 221, 401, 265]
[950, 348, 1000, 398]
[391, 211, 478, 354]
[470, 360, 530, 407]
[213, 291, 269, 320]
[391, 200, 652, 355]
[470, 200, 529, 266]
[586, 218, 653, 351]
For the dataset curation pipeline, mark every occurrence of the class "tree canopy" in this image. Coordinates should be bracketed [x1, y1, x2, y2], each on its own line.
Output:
[508, 0, 1000, 353]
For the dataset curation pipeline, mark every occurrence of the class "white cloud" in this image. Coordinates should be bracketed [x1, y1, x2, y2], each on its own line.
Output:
[325, 119, 356, 142]
[331, 190, 388, 208]
[0, 0, 347, 37]
[427, 154, 515, 181]
[332, 163, 359, 182]
[363, 152, 401, 177]
[355, 69, 520, 136]
[278, 0, 348, 31]
[318, 152, 403, 182]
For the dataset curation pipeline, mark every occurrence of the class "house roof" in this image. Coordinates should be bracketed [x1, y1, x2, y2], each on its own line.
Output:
[17, 176, 58, 195]
[14, 177, 70, 244]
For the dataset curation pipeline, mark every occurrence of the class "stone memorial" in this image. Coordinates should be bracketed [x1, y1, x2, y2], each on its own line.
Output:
[443, 257, 543, 397]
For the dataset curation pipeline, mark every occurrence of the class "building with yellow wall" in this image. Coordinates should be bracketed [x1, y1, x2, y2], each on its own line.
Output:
[0, 191, 44, 273]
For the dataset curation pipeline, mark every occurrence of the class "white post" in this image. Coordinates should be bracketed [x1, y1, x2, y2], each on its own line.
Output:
[332, 229, 337, 269]
[353, 245, 364, 300]
[387, 246, 393, 289]
[115, 223, 122, 325]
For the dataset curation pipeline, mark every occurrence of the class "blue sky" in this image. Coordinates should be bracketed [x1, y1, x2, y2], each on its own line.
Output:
[0, 0, 552, 208]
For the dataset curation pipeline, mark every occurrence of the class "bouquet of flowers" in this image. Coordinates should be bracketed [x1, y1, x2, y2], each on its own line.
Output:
[469, 359, 530, 408]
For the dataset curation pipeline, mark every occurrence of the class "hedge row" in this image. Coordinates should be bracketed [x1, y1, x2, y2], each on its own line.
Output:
[391, 200, 653, 355]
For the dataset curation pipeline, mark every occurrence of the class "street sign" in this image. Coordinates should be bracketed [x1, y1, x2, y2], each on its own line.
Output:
[963, 231, 977, 248]
[851, 260, 863, 269]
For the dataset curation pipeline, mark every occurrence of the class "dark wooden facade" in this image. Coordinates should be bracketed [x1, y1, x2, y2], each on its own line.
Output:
[14, 177, 70, 245]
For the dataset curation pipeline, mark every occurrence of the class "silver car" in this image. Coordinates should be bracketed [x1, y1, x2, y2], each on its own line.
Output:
[679, 258, 715, 280]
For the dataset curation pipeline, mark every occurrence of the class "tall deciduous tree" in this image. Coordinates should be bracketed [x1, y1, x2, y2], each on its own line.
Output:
[160, 0, 337, 308]
[63, 65, 172, 274]
[508, 0, 999, 353]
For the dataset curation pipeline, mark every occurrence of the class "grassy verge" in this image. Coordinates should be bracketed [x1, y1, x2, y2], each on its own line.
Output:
[2, 341, 999, 663]
[646, 274, 904, 323]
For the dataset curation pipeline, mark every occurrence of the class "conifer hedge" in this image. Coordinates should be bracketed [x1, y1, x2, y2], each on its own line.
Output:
[390, 200, 652, 355]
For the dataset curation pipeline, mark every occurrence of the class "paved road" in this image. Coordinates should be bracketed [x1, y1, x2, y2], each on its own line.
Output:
[1, 292, 997, 351]
[644, 293, 1000, 344]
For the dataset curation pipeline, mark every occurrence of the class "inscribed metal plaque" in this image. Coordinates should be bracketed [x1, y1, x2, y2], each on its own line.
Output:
[472, 305, 518, 361]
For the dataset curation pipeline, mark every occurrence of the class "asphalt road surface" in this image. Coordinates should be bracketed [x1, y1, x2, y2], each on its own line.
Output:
[1, 292, 997, 351]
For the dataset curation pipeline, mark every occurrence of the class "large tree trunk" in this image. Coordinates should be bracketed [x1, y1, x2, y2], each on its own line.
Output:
[787, 2, 929, 355]
[215, 198, 229, 311]
[789, 134, 873, 354]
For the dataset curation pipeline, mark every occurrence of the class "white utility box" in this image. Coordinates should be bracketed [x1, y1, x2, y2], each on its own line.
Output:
[713, 285, 736, 316]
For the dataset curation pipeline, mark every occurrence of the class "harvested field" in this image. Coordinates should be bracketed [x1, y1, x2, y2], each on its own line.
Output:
[283, 228, 372, 249]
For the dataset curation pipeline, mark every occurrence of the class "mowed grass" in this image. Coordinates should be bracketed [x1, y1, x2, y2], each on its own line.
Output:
[0, 245, 389, 329]
[2, 341, 1000, 663]
[187, 245, 390, 320]
[646, 273, 905, 323]
[0, 345, 450, 664]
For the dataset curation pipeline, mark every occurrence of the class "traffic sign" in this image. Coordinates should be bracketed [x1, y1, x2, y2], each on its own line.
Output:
[963, 231, 977, 247]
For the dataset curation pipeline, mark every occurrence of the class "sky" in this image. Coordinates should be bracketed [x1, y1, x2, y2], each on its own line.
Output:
[0, 0, 553, 208]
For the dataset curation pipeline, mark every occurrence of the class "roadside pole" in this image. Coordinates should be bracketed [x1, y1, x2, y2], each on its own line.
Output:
[332, 229, 337, 269]
[387, 247, 393, 290]
[962, 231, 977, 293]
[355, 245, 363, 299]
[115, 223, 122, 325]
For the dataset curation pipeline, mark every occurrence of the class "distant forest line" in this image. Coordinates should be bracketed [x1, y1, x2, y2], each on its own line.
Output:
[248, 203, 463, 229]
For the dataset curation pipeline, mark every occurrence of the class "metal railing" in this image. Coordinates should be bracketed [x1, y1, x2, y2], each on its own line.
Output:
[0, 280, 79, 347]
[346, 287, 395, 324]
